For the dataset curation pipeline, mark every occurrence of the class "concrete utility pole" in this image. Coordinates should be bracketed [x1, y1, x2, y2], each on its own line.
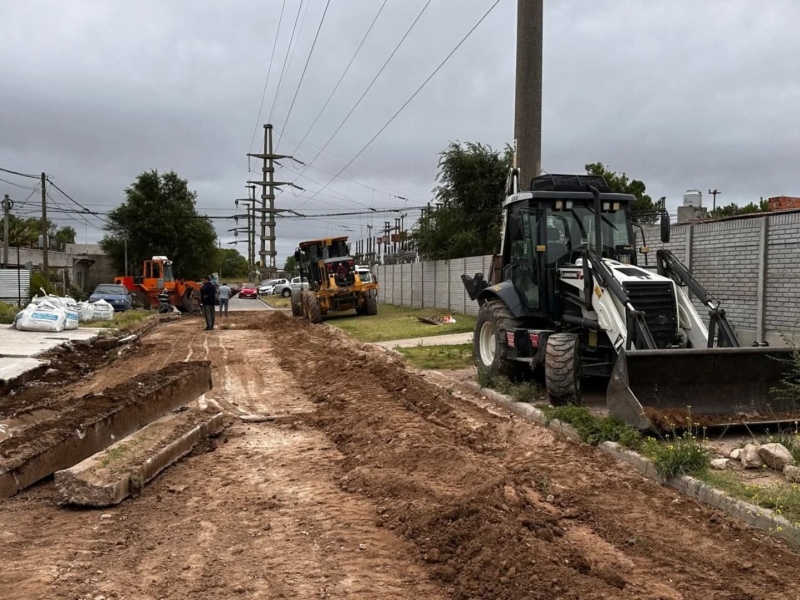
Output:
[2, 193, 13, 268]
[515, 0, 543, 190]
[41, 172, 49, 278]
[247, 124, 302, 280]
[708, 189, 721, 212]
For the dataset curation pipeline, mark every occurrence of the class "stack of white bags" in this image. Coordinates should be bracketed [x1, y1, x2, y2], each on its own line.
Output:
[14, 291, 114, 332]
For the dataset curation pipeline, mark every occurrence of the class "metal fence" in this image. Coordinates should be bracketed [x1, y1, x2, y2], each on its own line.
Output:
[0, 268, 30, 305]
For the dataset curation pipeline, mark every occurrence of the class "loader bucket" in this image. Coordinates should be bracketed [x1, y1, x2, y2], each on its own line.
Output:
[607, 347, 799, 431]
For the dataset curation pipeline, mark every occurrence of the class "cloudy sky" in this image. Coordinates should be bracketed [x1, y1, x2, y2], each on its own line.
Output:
[2, 0, 799, 267]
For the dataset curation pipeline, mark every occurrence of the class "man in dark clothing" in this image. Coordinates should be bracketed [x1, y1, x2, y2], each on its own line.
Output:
[200, 276, 217, 330]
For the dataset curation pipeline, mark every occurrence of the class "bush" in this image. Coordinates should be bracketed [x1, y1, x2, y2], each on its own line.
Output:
[29, 271, 56, 300]
[641, 432, 711, 479]
[0, 302, 19, 325]
[477, 371, 540, 403]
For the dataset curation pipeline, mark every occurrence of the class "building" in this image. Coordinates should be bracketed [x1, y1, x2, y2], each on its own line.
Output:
[767, 196, 800, 211]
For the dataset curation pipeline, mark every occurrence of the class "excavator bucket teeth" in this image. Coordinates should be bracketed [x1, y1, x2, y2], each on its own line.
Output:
[607, 347, 799, 431]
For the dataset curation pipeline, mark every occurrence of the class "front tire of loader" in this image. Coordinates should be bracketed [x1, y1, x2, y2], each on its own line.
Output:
[474, 299, 524, 381]
[545, 333, 582, 406]
[304, 291, 323, 324]
[365, 293, 378, 316]
[131, 291, 150, 310]
[290, 291, 303, 317]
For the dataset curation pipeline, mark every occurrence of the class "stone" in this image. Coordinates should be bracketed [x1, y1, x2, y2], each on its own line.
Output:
[784, 465, 800, 483]
[758, 443, 795, 471]
[710, 458, 729, 470]
[740, 444, 764, 469]
[424, 548, 441, 563]
[729, 448, 742, 460]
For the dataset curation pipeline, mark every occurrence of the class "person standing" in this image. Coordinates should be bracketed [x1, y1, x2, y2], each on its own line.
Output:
[218, 282, 231, 317]
[200, 275, 217, 330]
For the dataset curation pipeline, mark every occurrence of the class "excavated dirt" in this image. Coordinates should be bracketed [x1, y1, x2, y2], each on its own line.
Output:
[2, 310, 800, 599]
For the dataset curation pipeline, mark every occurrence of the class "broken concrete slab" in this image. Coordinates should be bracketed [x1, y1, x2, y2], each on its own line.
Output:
[55, 408, 224, 506]
[0, 326, 105, 358]
[758, 443, 795, 471]
[0, 357, 50, 393]
[0, 360, 212, 498]
[710, 458, 729, 470]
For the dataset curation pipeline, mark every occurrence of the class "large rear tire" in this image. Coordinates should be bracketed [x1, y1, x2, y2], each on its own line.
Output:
[131, 291, 150, 310]
[365, 293, 378, 316]
[290, 291, 303, 317]
[304, 291, 323, 324]
[545, 333, 582, 406]
[474, 300, 525, 381]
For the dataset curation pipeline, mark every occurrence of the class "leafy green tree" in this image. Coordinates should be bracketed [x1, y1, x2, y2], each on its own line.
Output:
[216, 248, 248, 280]
[584, 163, 657, 215]
[54, 226, 76, 248]
[709, 198, 769, 219]
[100, 170, 217, 280]
[413, 141, 512, 260]
[284, 255, 298, 276]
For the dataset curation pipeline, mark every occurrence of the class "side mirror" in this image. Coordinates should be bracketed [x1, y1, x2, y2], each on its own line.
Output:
[660, 211, 670, 243]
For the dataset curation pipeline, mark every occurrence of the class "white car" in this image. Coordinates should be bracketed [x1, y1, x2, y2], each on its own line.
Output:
[273, 277, 308, 297]
[258, 278, 285, 295]
[290, 277, 310, 292]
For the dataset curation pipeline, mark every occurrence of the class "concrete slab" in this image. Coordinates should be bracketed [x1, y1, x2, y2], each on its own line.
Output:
[0, 357, 50, 390]
[55, 408, 224, 506]
[374, 331, 473, 349]
[0, 360, 213, 498]
[0, 325, 105, 358]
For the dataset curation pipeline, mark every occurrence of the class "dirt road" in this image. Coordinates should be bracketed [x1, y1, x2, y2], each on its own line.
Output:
[1, 312, 800, 599]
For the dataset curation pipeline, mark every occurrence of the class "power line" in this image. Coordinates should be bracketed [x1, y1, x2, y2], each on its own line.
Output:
[248, 0, 288, 157]
[288, 0, 389, 156]
[291, 0, 433, 187]
[0, 177, 38, 191]
[300, 0, 502, 207]
[275, 0, 332, 151]
[266, 0, 306, 128]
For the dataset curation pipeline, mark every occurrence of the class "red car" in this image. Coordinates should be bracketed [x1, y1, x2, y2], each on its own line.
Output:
[238, 283, 258, 299]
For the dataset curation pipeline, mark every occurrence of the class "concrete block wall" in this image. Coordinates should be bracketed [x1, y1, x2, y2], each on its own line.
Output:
[375, 219, 800, 344]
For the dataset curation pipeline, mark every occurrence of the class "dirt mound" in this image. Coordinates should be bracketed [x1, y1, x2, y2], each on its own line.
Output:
[266, 312, 800, 600]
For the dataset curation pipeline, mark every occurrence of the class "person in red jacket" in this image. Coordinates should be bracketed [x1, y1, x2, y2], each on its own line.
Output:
[199, 276, 217, 330]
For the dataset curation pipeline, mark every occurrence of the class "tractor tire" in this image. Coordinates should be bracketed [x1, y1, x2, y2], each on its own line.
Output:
[180, 289, 201, 314]
[473, 299, 525, 381]
[290, 291, 303, 317]
[545, 333, 582, 406]
[365, 293, 378, 316]
[282, 288, 291, 298]
[131, 291, 150, 310]
[304, 291, 323, 324]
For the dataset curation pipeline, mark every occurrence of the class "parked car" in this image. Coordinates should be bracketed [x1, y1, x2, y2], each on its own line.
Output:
[89, 283, 132, 312]
[290, 276, 310, 292]
[260, 278, 289, 296]
[274, 277, 307, 297]
[238, 283, 258, 299]
[355, 266, 374, 284]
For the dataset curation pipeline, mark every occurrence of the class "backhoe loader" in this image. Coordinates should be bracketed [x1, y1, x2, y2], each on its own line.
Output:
[462, 171, 797, 430]
[115, 256, 201, 313]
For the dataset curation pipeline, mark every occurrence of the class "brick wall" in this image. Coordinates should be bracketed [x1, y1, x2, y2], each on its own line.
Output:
[376, 217, 800, 344]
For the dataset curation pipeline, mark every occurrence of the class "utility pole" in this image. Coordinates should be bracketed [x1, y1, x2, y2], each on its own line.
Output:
[708, 189, 720, 212]
[2, 194, 13, 268]
[41, 172, 49, 278]
[247, 124, 302, 280]
[515, 0, 543, 190]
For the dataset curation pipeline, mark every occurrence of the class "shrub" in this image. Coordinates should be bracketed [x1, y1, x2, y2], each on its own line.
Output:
[478, 371, 540, 403]
[641, 432, 711, 479]
[540, 405, 643, 450]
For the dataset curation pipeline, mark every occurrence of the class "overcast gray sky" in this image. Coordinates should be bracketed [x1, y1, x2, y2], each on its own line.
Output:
[2, 0, 800, 268]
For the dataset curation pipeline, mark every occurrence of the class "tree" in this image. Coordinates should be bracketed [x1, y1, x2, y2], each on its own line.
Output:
[100, 170, 217, 280]
[284, 255, 298, 277]
[413, 141, 512, 260]
[584, 163, 657, 215]
[216, 248, 248, 281]
[709, 198, 769, 219]
[55, 226, 76, 248]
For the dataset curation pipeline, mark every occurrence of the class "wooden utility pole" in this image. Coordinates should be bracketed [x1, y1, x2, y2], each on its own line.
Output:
[515, 0, 543, 190]
[2, 193, 13, 268]
[41, 172, 49, 278]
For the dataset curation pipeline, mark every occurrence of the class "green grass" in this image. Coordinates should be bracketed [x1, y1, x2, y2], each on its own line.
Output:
[262, 295, 291, 309]
[329, 304, 476, 343]
[396, 343, 474, 370]
[0, 302, 19, 325]
[82, 309, 155, 329]
[641, 433, 711, 479]
[477, 371, 541, 404]
[538, 404, 644, 450]
[698, 470, 800, 526]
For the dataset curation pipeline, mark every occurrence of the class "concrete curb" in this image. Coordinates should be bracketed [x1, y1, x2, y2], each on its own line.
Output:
[461, 380, 800, 548]
[55, 410, 224, 506]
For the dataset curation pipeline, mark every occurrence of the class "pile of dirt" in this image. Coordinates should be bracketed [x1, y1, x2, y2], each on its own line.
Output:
[266, 312, 800, 600]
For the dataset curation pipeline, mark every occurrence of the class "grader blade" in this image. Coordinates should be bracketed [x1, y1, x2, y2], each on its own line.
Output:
[607, 347, 799, 431]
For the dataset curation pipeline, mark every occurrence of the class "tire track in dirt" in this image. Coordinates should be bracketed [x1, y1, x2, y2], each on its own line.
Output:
[0, 314, 444, 600]
[264, 312, 800, 600]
